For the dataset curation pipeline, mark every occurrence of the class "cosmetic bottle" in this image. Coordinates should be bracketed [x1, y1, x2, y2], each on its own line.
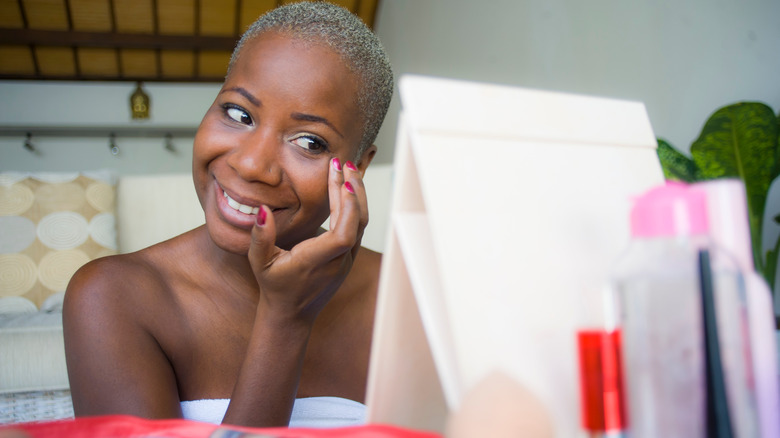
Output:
[610, 182, 758, 438]
[696, 179, 779, 438]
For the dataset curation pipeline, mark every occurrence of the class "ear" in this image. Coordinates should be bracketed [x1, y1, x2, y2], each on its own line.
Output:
[355, 144, 377, 178]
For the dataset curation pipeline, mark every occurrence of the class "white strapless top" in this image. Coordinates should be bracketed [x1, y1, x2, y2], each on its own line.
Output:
[180, 396, 366, 428]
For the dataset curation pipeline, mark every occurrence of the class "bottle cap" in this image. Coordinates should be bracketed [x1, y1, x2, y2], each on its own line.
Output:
[630, 181, 709, 238]
[694, 179, 753, 272]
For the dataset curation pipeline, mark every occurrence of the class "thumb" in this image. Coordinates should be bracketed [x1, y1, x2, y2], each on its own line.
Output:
[248, 205, 278, 275]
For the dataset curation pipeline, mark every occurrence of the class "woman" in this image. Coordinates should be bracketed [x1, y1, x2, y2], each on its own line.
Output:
[63, 1, 393, 428]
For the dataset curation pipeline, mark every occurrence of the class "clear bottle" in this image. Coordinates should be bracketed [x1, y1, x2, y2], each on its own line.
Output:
[611, 182, 757, 438]
[696, 179, 778, 438]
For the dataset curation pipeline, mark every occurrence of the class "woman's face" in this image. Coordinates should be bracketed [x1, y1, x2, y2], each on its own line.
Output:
[193, 32, 371, 254]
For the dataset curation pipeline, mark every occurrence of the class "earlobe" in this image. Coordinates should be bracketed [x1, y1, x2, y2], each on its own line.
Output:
[356, 145, 377, 177]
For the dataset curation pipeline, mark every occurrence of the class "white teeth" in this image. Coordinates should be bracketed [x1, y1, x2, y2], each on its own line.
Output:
[223, 191, 259, 215]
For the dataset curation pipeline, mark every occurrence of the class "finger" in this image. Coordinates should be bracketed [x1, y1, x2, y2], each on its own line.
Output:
[248, 205, 278, 276]
[290, 180, 362, 268]
[328, 157, 344, 228]
[343, 161, 369, 259]
[343, 161, 369, 231]
[330, 177, 364, 260]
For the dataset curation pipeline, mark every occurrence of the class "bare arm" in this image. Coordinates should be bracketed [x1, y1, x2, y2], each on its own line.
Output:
[222, 158, 369, 427]
[63, 259, 182, 418]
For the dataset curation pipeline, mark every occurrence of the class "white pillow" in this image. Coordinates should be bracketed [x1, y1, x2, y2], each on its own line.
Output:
[0, 296, 38, 316]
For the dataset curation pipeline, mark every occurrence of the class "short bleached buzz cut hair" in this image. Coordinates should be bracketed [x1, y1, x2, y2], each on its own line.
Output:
[228, 1, 394, 158]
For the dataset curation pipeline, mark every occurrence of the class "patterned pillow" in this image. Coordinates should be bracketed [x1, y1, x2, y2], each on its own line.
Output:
[0, 171, 117, 309]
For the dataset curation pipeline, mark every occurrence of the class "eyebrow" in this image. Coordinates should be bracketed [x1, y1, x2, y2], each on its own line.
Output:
[291, 112, 344, 139]
[221, 86, 261, 107]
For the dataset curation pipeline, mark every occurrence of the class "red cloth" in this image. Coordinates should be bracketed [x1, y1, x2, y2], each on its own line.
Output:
[0, 415, 442, 438]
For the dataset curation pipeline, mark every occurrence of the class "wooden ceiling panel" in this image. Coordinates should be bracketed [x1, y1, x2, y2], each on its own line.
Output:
[160, 49, 194, 78]
[198, 50, 231, 79]
[0, 45, 34, 74]
[357, 0, 378, 28]
[0, 0, 381, 82]
[70, 0, 112, 32]
[200, 0, 237, 37]
[239, 0, 276, 33]
[0, 0, 25, 28]
[23, 0, 69, 30]
[119, 48, 157, 77]
[114, 0, 155, 34]
[35, 46, 76, 75]
[77, 47, 118, 76]
[157, 0, 195, 35]
[329, 0, 357, 11]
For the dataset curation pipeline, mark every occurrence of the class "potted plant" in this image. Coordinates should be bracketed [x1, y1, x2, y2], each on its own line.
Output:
[656, 101, 780, 297]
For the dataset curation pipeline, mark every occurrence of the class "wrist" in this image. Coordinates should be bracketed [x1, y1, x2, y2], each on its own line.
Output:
[253, 303, 315, 339]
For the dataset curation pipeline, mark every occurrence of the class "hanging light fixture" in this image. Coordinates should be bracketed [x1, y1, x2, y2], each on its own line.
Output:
[130, 82, 150, 120]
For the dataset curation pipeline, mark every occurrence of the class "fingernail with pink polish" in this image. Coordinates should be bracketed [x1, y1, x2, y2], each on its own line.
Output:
[332, 158, 342, 171]
[344, 181, 355, 194]
[345, 161, 357, 171]
[256, 207, 267, 226]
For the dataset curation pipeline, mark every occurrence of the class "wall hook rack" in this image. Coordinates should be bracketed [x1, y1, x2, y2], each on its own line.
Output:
[0, 126, 197, 139]
[164, 133, 177, 154]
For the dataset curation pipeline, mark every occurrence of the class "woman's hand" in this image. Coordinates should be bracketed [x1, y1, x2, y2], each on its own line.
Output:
[223, 157, 370, 426]
[247, 157, 369, 326]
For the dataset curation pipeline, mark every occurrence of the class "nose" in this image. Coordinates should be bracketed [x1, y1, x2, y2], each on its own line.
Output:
[226, 129, 283, 186]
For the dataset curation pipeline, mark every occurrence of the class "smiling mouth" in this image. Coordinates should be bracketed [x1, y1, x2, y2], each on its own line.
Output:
[223, 190, 260, 215]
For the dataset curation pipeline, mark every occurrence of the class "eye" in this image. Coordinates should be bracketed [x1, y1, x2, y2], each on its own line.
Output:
[290, 134, 329, 153]
[223, 104, 253, 125]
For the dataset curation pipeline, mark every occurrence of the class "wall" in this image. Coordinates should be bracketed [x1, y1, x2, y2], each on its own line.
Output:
[373, 0, 780, 161]
[373, 0, 780, 295]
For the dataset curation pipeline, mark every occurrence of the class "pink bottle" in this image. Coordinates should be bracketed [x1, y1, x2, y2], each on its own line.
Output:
[611, 182, 759, 437]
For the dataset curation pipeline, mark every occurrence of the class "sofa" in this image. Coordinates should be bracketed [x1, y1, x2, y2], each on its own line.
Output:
[0, 171, 204, 422]
[0, 167, 393, 423]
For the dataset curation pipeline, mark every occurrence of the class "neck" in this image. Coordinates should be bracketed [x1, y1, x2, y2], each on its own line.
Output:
[195, 226, 260, 296]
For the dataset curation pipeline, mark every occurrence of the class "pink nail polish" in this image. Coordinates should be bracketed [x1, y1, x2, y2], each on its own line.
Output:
[332, 158, 342, 171]
[344, 181, 355, 194]
[256, 207, 267, 226]
[345, 161, 357, 171]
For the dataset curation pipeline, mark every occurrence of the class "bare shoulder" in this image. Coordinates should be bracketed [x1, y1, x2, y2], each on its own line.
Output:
[64, 229, 203, 326]
[355, 246, 382, 280]
[335, 245, 382, 314]
[345, 245, 382, 300]
[63, 230, 203, 416]
[64, 247, 167, 323]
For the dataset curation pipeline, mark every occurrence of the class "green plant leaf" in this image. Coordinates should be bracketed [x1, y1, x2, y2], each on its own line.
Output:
[656, 139, 699, 182]
[691, 102, 779, 271]
[776, 110, 780, 179]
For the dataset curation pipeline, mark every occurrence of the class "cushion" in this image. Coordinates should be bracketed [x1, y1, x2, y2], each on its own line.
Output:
[116, 174, 204, 253]
[0, 171, 118, 309]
